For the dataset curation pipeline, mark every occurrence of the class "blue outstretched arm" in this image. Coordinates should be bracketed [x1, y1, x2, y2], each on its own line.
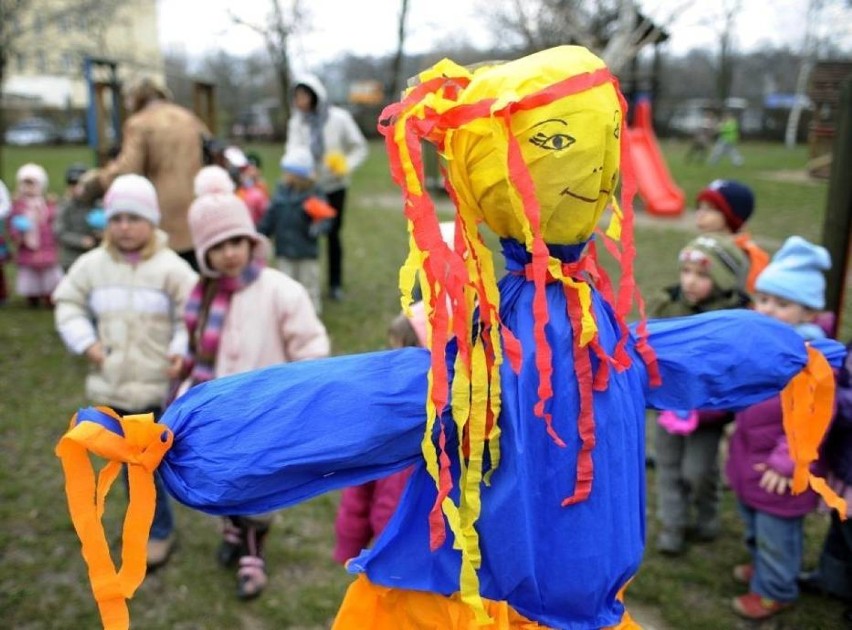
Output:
[158, 347, 431, 515]
[631, 309, 846, 412]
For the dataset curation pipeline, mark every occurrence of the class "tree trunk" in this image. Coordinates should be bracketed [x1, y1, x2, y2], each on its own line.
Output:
[276, 61, 290, 142]
[386, 0, 410, 102]
[0, 52, 6, 176]
[786, 0, 819, 148]
[785, 59, 813, 148]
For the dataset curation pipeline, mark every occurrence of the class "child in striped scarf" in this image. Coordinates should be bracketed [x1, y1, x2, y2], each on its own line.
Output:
[182, 190, 330, 600]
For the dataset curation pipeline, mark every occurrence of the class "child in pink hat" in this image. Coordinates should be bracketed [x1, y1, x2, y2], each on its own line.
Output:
[9, 163, 63, 307]
[182, 190, 330, 600]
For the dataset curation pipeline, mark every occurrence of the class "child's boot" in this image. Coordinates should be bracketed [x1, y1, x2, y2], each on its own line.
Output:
[732, 593, 792, 620]
[693, 520, 720, 542]
[217, 516, 242, 567]
[236, 518, 269, 600]
[146, 533, 176, 571]
[656, 527, 685, 555]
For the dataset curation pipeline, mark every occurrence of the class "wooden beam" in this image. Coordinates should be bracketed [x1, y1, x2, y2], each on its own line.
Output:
[820, 77, 852, 335]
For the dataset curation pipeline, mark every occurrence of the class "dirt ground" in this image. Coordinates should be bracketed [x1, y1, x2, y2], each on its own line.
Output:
[629, 601, 670, 629]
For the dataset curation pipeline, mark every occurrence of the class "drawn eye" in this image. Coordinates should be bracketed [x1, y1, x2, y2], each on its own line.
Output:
[530, 132, 576, 151]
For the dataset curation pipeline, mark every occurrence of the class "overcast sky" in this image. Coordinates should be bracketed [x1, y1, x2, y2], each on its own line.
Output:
[157, 0, 852, 74]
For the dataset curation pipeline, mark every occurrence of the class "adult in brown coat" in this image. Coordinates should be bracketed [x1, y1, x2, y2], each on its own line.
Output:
[81, 77, 210, 269]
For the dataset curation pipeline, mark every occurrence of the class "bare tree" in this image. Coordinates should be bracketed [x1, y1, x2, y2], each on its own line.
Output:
[230, 0, 309, 140]
[0, 0, 122, 170]
[782, 0, 852, 147]
[1, 0, 34, 170]
[386, 0, 411, 102]
[713, 1, 740, 104]
[483, 0, 691, 74]
[785, 0, 820, 148]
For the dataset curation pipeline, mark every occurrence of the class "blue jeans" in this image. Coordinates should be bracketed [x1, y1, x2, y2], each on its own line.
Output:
[737, 502, 803, 602]
[114, 406, 174, 541]
[149, 471, 174, 540]
[818, 511, 852, 600]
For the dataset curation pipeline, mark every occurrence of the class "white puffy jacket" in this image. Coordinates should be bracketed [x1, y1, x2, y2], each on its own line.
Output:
[52, 230, 198, 410]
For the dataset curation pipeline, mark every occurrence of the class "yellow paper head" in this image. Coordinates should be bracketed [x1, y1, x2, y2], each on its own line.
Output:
[443, 46, 621, 245]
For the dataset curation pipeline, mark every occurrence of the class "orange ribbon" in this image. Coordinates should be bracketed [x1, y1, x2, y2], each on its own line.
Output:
[781, 346, 847, 518]
[55, 407, 173, 629]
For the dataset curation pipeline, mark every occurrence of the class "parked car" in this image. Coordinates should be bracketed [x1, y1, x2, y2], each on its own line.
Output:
[4, 117, 60, 146]
[60, 119, 88, 145]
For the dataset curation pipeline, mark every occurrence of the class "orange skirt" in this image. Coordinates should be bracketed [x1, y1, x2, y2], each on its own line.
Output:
[332, 574, 640, 629]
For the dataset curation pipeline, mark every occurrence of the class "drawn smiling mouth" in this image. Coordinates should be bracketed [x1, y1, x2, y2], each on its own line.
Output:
[560, 187, 610, 203]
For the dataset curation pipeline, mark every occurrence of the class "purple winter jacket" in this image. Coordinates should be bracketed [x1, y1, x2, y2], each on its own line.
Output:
[726, 394, 820, 518]
[821, 343, 852, 485]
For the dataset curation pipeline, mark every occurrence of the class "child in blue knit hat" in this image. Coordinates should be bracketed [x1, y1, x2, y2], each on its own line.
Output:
[752, 236, 832, 340]
[726, 235, 832, 620]
[258, 146, 336, 315]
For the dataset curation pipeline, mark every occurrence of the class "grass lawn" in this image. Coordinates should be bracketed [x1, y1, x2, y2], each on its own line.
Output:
[0, 138, 848, 629]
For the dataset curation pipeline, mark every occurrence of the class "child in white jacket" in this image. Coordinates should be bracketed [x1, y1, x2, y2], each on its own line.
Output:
[52, 174, 197, 570]
[183, 190, 330, 600]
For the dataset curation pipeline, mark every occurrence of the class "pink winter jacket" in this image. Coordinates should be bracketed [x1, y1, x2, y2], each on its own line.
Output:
[9, 197, 59, 269]
[214, 267, 329, 377]
[333, 465, 415, 564]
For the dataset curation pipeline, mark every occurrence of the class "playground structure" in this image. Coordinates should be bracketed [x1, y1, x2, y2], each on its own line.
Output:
[83, 57, 122, 167]
[84, 56, 217, 167]
[626, 98, 685, 216]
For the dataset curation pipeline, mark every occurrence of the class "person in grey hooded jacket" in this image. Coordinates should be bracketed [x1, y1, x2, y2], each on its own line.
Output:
[284, 74, 368, 301]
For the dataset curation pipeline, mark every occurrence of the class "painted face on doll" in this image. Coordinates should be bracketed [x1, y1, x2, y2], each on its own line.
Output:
[679, 260, 715, 305]
[695, 201, 729, 234]
[207, 236, 252, 278]
[753, 292, 816, 327]
[107, 213, 154, 253]
[444, 47, 622, 246]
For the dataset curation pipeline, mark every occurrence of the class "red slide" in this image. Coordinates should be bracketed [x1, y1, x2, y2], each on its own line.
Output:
[626, 99, 685, 216]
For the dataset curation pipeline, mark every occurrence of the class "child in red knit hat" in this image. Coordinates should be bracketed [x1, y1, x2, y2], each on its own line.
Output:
[695, 179, 769, 293]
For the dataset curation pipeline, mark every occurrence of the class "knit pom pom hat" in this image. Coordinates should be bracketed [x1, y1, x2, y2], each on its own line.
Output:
[194, 165, 236, 196]
[16, 163, 49, 193]
[188, 192, 269, 277]
[679, 234, 749, 293]
[104, 174, 161, 225]
[696, 179, 754, 233]
[755, 236, 831, 310]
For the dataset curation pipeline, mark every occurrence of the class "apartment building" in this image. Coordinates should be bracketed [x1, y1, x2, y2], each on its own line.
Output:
[3, 0, 164, 111]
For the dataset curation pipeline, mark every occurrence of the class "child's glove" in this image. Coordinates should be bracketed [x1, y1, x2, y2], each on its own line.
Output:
[304, 196, 337, 221]
[657, 409, 699, 435]
[86, 208, 107, 230]
[11, 215, 33, 232]
[324, 151, 348, 176]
